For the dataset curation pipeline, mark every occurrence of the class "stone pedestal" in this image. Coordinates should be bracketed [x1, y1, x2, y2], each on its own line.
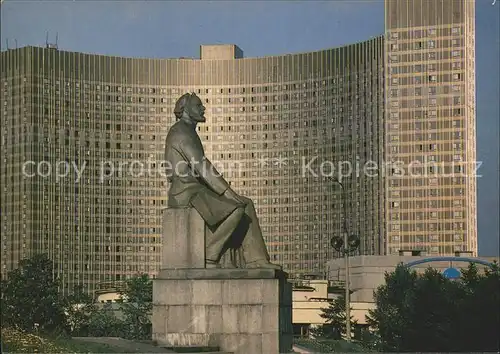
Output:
[162, 207, 205, 269]
[154, 208, 293, 353]
[152, 269, 293, 354]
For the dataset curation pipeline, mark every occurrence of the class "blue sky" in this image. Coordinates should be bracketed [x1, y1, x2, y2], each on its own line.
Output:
[1, 0, 499, 255]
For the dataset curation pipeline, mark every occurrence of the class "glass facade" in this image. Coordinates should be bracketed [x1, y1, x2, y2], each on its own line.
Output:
[385, 0, 477, 256]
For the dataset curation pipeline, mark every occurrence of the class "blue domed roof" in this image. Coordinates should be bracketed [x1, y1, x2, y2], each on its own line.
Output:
[443, 267, 461, 279]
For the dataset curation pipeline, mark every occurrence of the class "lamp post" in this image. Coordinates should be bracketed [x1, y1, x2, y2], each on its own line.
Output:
[328, 176, 359, 342]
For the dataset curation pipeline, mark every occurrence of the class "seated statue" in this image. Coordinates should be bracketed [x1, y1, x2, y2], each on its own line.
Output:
[164, 92, 281, 270]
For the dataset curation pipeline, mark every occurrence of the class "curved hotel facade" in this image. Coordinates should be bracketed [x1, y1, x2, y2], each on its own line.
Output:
[1, 0, 476, 293]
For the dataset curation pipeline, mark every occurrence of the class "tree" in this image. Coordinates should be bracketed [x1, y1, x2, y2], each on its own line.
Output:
[365, 264, 418, 351]
[457, 262, 500, 352]
[87, 303, 124, 337]
[403, 268, 464, 351]
[0, 254, 67, 333]
[367, 262, 500, 352]
[311, 294, 357, 340]
[117, 273, 153, 340]
[63, 284, 98, 336]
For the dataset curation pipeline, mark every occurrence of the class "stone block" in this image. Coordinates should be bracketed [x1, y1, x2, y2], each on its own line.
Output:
[261, 305, 279, 332]
[262, 279, 280, 305]
[222, 305, 263, 334]
[222, 279, 264, 305]
[221, 305, 239, 334]
[190, 305, 209, 333]
[163, 333, 211, 347]
[240, 305, 263, 334]
[162, 207, 205, 269]
[279, 279, 293, 306]
[153, 279, 193, 305]
[158, 268, 287, 280]
[279, 304, 293, 337]
[165, 305, 193, 333]
[279, 333, 294, 353]
[261, 333, 279, 353]
[152, 268, 292, 354]
[206, 305, 223, 333]
[151, 305, 167, 335]
[192, 280, 223, 305]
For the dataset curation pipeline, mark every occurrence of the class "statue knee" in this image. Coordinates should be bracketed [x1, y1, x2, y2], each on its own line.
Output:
[240, 196, 254, 208]
[245, 199, 256, 213]
[233, 206, 245, 219]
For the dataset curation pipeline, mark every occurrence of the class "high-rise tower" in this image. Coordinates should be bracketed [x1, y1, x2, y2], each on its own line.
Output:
[384, 0, 477, 255]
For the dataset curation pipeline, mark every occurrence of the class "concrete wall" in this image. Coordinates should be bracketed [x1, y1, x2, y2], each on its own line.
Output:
[326, 255, 498, 322]
[292, 280, 331, 326]
[96, 291, 121, 303]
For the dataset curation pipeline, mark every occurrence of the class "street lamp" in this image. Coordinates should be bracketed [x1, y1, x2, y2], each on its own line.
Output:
[328, 176, 360, 342]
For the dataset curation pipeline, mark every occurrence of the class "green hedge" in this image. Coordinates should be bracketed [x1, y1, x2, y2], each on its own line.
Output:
[294, 337, 372, 353]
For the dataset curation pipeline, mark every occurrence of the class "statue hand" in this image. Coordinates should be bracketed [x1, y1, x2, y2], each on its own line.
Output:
[224, 188, 246, 206]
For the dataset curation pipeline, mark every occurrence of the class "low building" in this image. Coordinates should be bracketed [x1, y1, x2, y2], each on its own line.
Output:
[94, 281, 124, 303]
[292, 279, 329, 336]
[290, 277, 348, 337]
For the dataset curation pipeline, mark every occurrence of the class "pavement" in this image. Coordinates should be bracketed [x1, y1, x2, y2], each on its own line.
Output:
[73, 337, 315, 353]
[292, 344, 315, 353]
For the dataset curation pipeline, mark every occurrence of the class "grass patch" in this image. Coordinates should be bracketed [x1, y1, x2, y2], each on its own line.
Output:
[54, 337, 136, 353]
[1, 328, 134, 353]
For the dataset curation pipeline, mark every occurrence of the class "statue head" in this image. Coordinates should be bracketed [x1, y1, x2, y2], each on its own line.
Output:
[174, 93, 206, 123]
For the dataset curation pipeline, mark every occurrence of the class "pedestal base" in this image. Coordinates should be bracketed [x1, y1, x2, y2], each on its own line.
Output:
[152, 268, 293, 354]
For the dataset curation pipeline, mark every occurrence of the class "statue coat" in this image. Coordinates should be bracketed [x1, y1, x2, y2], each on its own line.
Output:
[164, 119, 244, 226]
